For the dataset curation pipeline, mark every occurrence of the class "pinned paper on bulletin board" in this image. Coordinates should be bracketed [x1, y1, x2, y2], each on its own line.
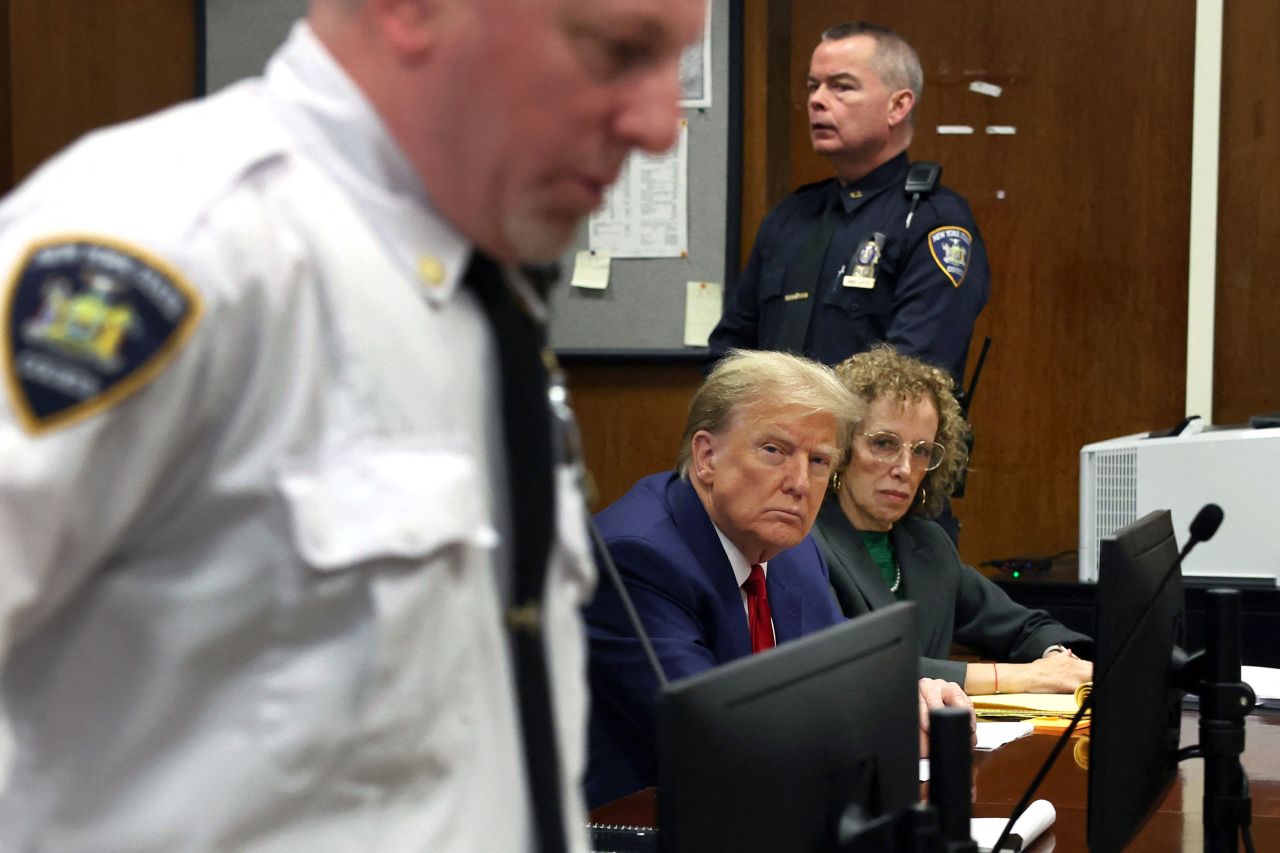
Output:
[684, 281, 723, 346]
[571, 250, 612, 289]
[588, 121, 689, 259]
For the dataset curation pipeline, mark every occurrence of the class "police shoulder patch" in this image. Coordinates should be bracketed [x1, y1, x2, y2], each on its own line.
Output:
[927, 226, 973, 288]
[3, 236, 203, 434]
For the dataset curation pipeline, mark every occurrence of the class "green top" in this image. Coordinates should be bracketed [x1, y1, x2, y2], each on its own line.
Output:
[858, 530, 904, 600]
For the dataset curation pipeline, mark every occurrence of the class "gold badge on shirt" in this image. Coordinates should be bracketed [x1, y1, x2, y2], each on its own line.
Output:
[843, 232, 886, 289]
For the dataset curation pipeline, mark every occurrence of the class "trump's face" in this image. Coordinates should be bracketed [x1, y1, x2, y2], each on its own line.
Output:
[690, 401, 840, 565]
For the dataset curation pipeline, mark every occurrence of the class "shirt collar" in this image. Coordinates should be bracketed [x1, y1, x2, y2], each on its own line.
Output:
[712, 524, 767, 588]
[837, 151, 910, 213]
[264, 22, 471, 304]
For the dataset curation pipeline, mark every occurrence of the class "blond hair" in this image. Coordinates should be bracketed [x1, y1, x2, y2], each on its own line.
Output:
[677, 350, 863, 477]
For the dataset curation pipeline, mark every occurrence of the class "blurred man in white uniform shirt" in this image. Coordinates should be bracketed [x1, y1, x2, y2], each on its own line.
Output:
[0, 0, 703, 849]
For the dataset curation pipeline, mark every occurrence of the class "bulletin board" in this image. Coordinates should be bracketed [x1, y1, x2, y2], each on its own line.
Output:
[197, 0, 741, 361]
[548, 0, 742, 360]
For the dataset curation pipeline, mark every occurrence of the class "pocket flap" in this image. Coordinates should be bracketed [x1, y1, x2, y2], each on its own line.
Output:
[278, 442, 495, 571]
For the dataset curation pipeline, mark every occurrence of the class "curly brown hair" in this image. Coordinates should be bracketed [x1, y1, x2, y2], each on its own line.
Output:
[832, 345, 970, 518]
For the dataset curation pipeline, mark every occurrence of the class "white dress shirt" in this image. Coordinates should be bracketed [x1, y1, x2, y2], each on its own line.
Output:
[711, 525, 775, 643]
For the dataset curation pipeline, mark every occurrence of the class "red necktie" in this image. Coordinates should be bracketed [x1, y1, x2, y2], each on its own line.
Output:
[743, 564, 775, 653]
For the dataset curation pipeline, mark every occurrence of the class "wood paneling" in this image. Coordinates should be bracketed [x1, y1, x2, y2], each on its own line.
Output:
[0, 0, 11, 192]
[5, 0, 195, 187]
[769, 2, 1196, 565]
[738, 0, 793, 270]
[565, 362, 705, 512]
[1215, 0, 1280, 424]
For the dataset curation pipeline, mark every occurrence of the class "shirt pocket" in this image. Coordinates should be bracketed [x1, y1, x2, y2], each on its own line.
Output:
[825, 271, 895, 321]
[264, 441, 498, 781]
[278, 440, 496, 571]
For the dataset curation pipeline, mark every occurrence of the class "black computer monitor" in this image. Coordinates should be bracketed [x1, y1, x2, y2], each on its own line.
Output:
[656, 602, 920, 853]
[1087, 509, 1186, 852]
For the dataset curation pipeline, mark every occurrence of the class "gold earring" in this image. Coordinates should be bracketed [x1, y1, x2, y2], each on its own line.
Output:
[831, 470, 843, 493]
[916, 486, 927, 506]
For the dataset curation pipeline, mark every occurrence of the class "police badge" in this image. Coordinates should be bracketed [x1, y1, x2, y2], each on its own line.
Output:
[928, 226, 973, 287]
[842, 232, 886, 289]
[3, 236, 203, 433]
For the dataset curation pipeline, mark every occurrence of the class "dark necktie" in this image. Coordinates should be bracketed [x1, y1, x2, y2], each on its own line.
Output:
[743, 564, 775, 654]
[774, 187, 840, 354]
[462, 252, 566, 852]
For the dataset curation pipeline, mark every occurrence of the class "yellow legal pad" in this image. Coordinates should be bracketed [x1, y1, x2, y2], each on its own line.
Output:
[969, 682, 1093, 732]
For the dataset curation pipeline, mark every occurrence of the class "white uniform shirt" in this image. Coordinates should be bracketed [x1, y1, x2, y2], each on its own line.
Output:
[0, 22, 594, 852]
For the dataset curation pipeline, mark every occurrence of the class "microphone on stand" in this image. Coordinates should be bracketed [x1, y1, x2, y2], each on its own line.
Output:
[991, 503, 1224, 853]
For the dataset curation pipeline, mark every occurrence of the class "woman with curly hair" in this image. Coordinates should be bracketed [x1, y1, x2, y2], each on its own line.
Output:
[813, 345, 1092, 693]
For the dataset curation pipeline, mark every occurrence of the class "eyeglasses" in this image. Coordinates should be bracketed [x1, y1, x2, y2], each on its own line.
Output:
[860, 431, 946, 471]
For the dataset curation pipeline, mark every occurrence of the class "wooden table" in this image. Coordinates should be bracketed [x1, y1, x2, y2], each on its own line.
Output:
[590, 710, 1280, 851]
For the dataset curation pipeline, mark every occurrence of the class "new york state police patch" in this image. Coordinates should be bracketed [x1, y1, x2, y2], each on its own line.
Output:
[928, 226, 973, 288]
[3, 237, 203, 434]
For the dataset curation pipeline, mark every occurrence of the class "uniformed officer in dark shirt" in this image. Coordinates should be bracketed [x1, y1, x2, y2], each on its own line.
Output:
[710, 21, 990, 389]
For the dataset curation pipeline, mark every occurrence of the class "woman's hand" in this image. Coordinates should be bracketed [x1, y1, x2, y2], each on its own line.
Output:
[1020, 653, 1093, 693]
[918, 677, 975, 756]
[966, 655, 1093, 695]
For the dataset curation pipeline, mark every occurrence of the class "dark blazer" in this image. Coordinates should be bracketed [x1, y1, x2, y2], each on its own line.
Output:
[584, 472, 844, 808]
[811, 498, 1092, 684]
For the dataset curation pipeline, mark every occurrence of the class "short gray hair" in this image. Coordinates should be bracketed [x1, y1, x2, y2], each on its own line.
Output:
[822, 21, 923, 105]
[677, 350, 863, 477]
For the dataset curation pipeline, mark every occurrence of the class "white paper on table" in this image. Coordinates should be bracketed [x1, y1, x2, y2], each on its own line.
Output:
[975, 720, 1035, 751]
[971, 799, 1056, 852]
[1242, 665, 1280, 706]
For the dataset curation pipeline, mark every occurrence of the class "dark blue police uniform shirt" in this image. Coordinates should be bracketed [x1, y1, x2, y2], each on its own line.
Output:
[709, 152, 990, 384]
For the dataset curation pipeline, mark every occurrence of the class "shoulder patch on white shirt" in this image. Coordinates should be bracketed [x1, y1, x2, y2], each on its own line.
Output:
[3, 236, 203, 434]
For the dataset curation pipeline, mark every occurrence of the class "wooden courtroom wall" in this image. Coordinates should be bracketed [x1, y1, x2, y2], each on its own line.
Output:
[0, 0, 196, 194]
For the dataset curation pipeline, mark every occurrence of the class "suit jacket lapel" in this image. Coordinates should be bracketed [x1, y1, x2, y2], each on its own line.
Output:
[892, 519, 953, 652]
[666, 475, 753, 658]
[815, 499, 896, 611]
[765, 553, 805, 643]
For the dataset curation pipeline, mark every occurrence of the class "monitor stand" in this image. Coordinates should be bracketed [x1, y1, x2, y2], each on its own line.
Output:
[836, 707, 978, 853]
[1175, 589, 1257, 853]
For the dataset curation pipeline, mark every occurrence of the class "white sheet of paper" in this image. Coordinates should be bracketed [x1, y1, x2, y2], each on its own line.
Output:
[588, 121, 688, 258]
[1243, 665, 1280, 706]
[975, 720, 1035, 751]
[683, 280, 723, 346]
[570, 250, 612, 289]
[971, 799, 1056, 852]
[678, 1, 713, 107]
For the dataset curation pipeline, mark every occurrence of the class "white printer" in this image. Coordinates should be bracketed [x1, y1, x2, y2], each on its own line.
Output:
[1078, 420, 1280, 585]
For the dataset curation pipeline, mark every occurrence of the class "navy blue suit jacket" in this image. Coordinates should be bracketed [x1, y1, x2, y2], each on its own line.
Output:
[584, 472, 844, 808]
